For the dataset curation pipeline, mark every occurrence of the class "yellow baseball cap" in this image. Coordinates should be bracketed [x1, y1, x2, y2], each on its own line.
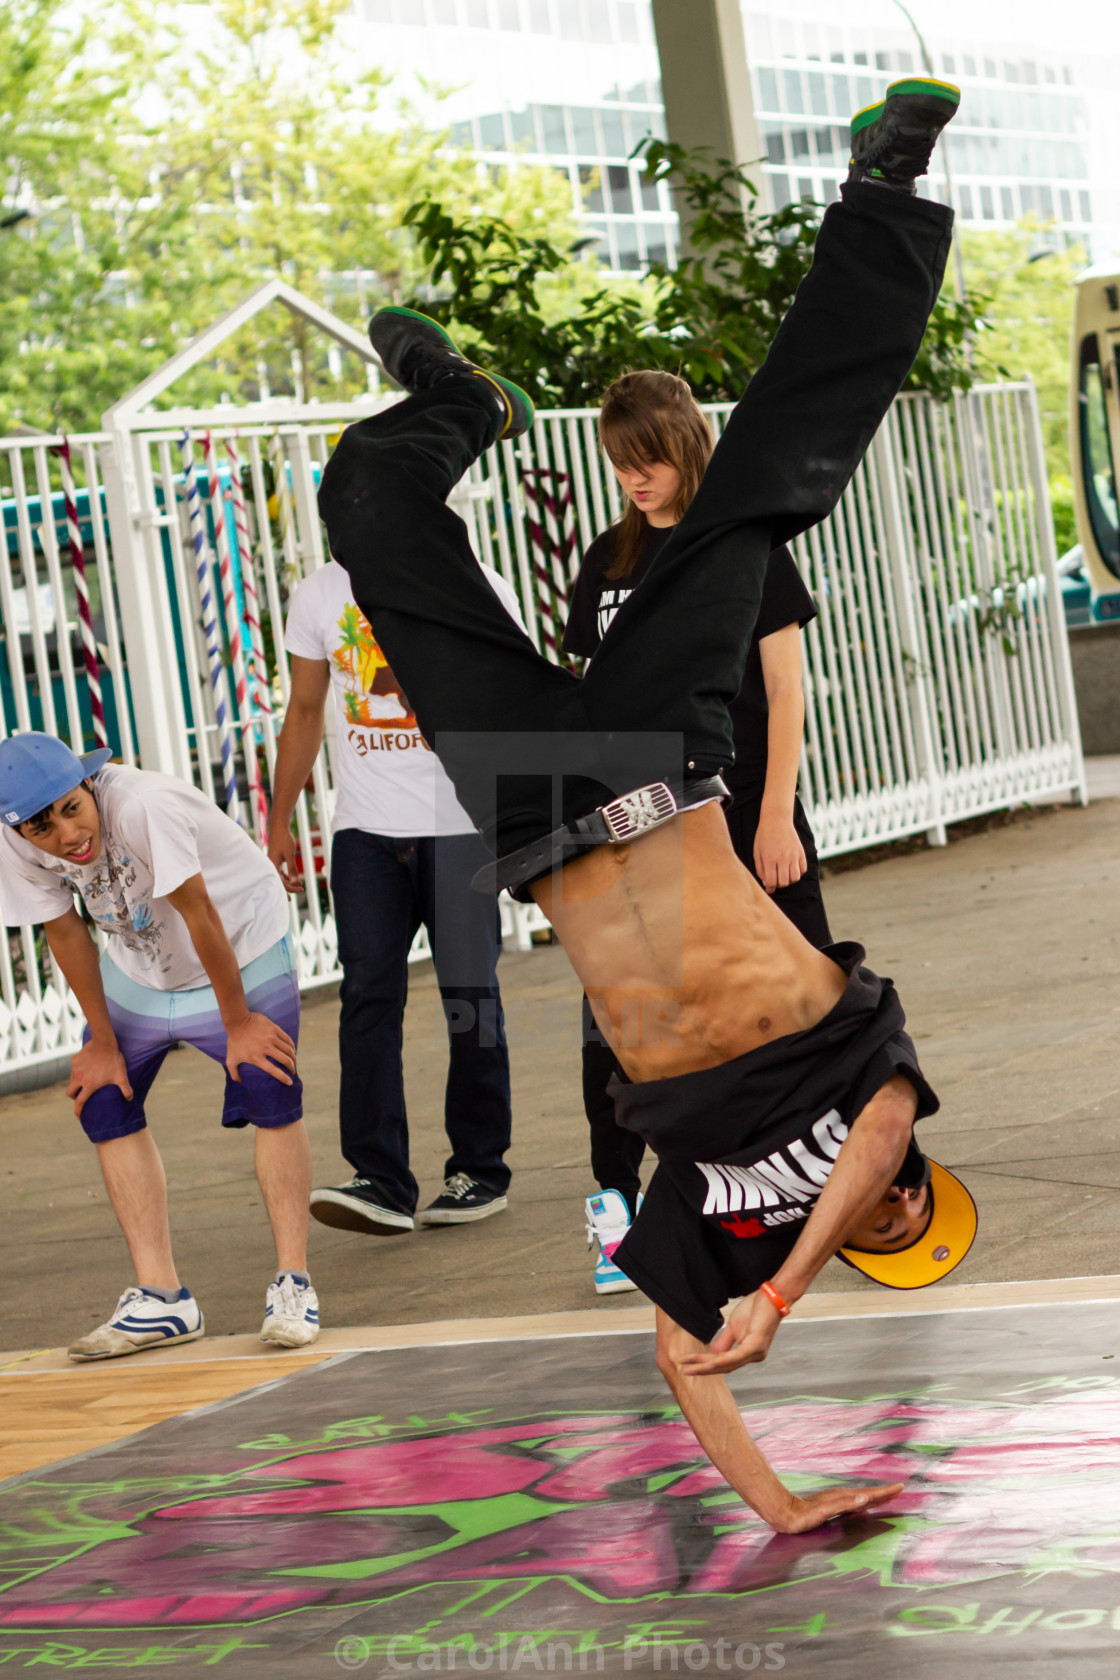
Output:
[839, 1158, 977, 1289]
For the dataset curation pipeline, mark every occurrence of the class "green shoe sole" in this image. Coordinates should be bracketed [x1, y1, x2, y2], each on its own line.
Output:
[851, 76, 960, 138]
[371, 305, 535, 441]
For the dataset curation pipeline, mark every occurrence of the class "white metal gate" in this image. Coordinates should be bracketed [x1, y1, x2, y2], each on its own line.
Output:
[0, 284, 1085, 1081]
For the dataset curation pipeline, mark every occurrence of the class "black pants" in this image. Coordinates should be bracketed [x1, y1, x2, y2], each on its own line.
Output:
[583, 790, 833, 1215]
[331, 829, 512, 1212]
[319, 183, 953, 860]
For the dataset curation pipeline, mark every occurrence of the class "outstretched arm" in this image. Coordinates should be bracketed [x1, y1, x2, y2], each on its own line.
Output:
[682, 1075, 917, 1377]
[656, 1306, 903, 1532]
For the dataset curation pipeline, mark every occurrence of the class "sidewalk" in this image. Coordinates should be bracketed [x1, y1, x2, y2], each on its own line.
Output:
[4, 790, 1120, 1356]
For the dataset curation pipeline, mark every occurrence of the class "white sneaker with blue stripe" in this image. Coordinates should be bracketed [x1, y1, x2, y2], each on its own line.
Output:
[586, 1189, 639, 1296]
[260, 1274, 320, 1348]
[67, 1286, 204, 1363]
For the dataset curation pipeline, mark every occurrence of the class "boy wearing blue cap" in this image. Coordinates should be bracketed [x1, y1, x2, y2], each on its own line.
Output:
[0, 733, 319, 1359]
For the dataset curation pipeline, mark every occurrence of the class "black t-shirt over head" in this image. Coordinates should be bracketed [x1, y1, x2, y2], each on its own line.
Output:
[610, 944, 939, 1342]
[562, 522, 817, 796]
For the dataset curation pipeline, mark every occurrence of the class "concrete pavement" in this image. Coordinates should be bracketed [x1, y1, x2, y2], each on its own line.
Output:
[4, 788, 1120, 1356]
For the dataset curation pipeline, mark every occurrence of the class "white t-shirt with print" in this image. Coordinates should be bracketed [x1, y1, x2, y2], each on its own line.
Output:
[283, 559, 526, 840]
[0, 764, 290, 991]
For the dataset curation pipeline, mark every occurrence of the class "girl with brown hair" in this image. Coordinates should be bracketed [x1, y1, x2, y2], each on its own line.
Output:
[563, 369, 833, 1295]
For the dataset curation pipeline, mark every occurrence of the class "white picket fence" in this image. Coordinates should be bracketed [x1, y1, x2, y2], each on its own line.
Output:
[0, 376, 1084, 1080]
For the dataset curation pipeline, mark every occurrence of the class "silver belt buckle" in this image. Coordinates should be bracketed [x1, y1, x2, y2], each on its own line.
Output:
[600, 782, 678, 843]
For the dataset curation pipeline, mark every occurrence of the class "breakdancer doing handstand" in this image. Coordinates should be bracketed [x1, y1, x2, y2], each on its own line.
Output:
[319, 80, 978, 1534]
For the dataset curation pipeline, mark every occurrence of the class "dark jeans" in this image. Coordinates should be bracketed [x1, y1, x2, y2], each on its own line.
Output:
[330, 828, 512, 1213]
[583, 791, 833, 1215]
[319, 183, 952, 857]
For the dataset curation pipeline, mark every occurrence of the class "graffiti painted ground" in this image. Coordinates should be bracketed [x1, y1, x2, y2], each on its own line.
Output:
[1, 1301, 1118, 1678]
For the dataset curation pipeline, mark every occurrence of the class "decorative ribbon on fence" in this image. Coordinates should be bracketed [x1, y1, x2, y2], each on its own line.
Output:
[268, 431, 296, 575]
[52, 439, 108, 748]
[179, 429, 241, 824]
[224, 438, 272, 717]
[202, 433, 269, 846]
[519, 466, 580, 665]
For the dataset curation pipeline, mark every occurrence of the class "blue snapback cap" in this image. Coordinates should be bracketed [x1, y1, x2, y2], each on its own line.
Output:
[0, 734, 113, 827]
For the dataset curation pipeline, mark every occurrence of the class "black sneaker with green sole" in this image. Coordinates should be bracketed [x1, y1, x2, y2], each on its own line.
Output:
[848, 77, 961, 195]
[368, 305, 535, 442]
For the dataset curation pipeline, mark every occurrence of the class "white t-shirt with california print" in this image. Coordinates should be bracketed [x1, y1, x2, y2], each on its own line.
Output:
[283, 559, 526, 839]
[0, 764, 290, 991]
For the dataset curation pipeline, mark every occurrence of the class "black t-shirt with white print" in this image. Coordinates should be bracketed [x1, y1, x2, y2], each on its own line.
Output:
[610, 943, 939, 1343]
[562, 524, 816, 796]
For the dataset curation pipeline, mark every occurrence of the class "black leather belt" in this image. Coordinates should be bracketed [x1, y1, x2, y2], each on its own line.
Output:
[472, 774, 730, 898]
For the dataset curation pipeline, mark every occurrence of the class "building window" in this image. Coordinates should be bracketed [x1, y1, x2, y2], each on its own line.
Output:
[509, 106, 536, 146]
[608, 165, 634, 214]
[758, 67, 779, 111]
[556, 0, 580, 39]
[639, 171, 660, 212]
[580, 165, 604, 213]
[1079, 189, 1091, 220]
[1060, 189, 1072, 221]
[980, 185, 995, 219]
[958, 184, 974, 218]
[617, 1, 638, 44]
[540, 105, 568, 149]
[569, 106, 597, 154]
[464, 0, 489, 24]
[600, 109, 627, 155]
[783, 69, 805, 113]
[527, 0, 549, 27]
[478, 111, 505, 147]
[588, 3, 611, 42]
[791, 128, 810, 158]
[644, 225, 670, 265]
[1001, 185, 1016, 219]
[829, 74, 851, 117]
[942, 53, 956, 75]
[496, 0, 519, 26]
[765, 130, 786, 164]
[614, 219, 642, 271]
[770, 172, 792, 208]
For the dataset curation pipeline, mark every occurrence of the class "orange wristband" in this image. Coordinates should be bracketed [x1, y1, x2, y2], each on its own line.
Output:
[760, 1280, 791, 1318]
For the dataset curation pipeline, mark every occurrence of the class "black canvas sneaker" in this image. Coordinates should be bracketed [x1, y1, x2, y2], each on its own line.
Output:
[848, 77, 961, 195]
[367, 306, 535, 441]
[309, 1178, 414, 1235]
[418, 1173, 509, 1226]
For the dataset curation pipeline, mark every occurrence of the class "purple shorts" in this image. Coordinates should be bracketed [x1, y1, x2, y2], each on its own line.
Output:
[79, 935, 303, 1144]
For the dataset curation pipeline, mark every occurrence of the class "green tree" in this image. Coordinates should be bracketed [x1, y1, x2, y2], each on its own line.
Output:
[960, 221, 1085, 477]
[0, 0, 575, 431]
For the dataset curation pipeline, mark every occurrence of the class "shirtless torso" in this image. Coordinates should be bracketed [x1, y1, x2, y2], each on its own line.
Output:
[531, 803, 846, 1083]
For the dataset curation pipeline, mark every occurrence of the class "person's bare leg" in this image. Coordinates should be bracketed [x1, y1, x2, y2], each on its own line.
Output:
[655, 1306, 903, 1532]
[95, 1130, 180, 1289]
[255, 1120, 311, 1272]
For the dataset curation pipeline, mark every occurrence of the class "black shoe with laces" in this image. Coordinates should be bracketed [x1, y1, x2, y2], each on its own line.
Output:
[848, 77, 960, 196]
[309, 1177, 414, 1235]
[367, 306, 535, 441]
[418, 1173, 509, 1226]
